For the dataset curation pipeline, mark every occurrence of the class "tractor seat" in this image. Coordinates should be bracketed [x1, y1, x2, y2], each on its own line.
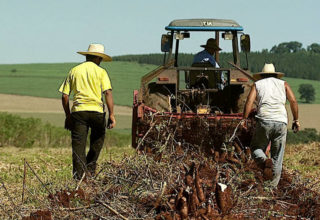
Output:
[186, 62, 220, 89]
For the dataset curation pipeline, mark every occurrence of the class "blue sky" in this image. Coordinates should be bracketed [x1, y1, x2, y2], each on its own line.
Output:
[0, 0, 319, 64]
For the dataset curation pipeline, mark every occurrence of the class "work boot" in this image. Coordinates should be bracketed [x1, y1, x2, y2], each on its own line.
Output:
[86, 162, 97, 178]
[263, 158, 273, 181]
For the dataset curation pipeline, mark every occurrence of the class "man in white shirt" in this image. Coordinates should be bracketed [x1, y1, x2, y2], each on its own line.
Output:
[242, 63, 300, 187]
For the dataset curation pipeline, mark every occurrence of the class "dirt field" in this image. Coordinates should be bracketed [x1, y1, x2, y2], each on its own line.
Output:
[0, 94, 132, 130]
[285, 104, 320, 131]
[0, 94, 131, 115]
[0, 93, 319, 131]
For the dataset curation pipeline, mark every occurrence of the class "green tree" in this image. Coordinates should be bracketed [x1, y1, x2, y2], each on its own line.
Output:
[270, 41, 303, 53]
[287, 41, 303, 52]
[307, 43, 320, 53]
[298, 84, 315, 103]
[270, 43, 290, 53]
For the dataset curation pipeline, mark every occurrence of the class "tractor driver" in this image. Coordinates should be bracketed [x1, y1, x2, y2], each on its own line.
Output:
[193, 38, 226, 89]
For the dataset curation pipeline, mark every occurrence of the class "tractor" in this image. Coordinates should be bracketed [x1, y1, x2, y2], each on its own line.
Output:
[132, 19, 256, 154]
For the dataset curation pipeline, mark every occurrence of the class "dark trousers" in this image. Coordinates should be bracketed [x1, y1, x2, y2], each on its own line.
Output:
[71, 111, 106, 179]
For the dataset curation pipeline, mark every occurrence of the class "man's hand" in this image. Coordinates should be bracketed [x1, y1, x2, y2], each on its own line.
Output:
[292, 120, 300, 133]
[285, 82, 299, 133]
[61, 94, 72, 130]
[64, 114, 73, 131]
[240, 119, 248, 131]
[104, 90, 115, 129]
[107, 114, 116, 129]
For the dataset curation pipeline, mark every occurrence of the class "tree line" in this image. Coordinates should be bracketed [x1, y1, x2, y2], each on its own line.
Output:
[113, 42, 320, 81]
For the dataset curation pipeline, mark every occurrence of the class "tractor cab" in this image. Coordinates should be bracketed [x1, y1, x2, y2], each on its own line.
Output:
[162, 19, 249, 67]
[138, 19, 252, 114]
[132, 19, 255, 150]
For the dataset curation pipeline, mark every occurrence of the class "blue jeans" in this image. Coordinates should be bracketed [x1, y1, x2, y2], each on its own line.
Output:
[250, 119, 287, 187]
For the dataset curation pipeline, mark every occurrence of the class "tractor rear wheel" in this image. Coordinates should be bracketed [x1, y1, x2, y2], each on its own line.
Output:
[235, 84, 252, 112]
[144, 82, 171, 112]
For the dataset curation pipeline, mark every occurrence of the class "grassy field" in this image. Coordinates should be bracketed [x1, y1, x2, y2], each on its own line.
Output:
[0, 112, 133, 214]
[0, 146, 134, 185]
[284, 77, 320, 104]
[0, 62, 157, 106]
[0, 62, 319, 106]
[1, 142, 318, 186]
[0, 62, 319, 135]
[0, 146, 134, 212]
[0, 112, 131, 149]
[285, 142, 320, 181]
[0, 62, 318, 218]
[10, 103, 320, 132]
[14, 112, 132, 134]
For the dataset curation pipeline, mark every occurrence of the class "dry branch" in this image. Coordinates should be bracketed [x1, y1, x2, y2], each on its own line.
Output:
[25, 160, 51, 195]
[22, 158, 27, 204]
[97, 200, 129, 220]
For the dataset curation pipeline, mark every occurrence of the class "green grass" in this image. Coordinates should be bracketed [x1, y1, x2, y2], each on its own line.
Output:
[14, 112, 132, 134]
[284, 77, 320, 104]
[0, 112, 70, 148]
[0, 63, 74, 98]
[13, 112, 66, 127]
[0, 112, 131, 148]
[0, 62, 157, 106]
[0, 145, 134, 209]
[284, 142, 320, 180]
[0, 112, 134, 211]
[0, 62, 318, 106]
[104, 62, 157, 106]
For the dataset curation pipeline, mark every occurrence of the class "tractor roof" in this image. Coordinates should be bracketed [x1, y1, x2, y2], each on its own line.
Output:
[165, 19, 243, 32]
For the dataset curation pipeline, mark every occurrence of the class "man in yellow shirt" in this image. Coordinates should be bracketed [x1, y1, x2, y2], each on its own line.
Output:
[59, 43, 116, 179]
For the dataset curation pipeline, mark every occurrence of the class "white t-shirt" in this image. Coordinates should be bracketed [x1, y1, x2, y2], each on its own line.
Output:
[255, 77, 287, 124]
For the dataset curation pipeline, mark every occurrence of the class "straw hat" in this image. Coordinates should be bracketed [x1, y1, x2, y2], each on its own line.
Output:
[77, 44, 112, 62]
[253, 63, 284, 80]
[201, 38, 222, 51]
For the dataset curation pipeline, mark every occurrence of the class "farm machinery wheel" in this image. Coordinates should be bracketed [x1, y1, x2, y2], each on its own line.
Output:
[131, 102, 138, 149]
[235, 84, 252, 112]
[227, 84, 252, 113]
[144, 82, 171, 112]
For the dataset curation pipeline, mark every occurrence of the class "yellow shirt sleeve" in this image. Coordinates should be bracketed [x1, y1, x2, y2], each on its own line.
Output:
[59, 74, 71, 95]
[101, 70, 112, 92]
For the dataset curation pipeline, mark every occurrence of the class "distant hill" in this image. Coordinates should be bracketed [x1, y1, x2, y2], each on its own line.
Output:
[113, 51, 320, 81]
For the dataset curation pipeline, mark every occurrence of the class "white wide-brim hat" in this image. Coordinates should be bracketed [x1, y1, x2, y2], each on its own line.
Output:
[253, 63, 284, 80]
[77, 44, 112, 62]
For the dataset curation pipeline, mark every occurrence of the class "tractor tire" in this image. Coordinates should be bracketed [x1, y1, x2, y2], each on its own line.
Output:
[227, 84, 252, 113]
[144, 82, 171, 112]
